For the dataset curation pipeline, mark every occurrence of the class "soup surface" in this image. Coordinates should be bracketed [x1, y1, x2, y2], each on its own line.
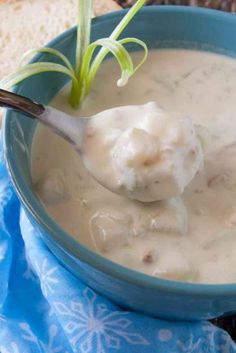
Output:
[31, 49, 236, 283]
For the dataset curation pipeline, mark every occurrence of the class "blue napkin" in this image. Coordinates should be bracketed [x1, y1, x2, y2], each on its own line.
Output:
[0, 137, 236, 353]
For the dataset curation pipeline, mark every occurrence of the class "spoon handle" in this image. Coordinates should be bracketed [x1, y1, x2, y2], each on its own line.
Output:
[0, 88, 87, 151]
[0, 89, 45, 119]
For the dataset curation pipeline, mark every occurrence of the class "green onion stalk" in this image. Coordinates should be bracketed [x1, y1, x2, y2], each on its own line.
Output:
[0, 0, 148, 109]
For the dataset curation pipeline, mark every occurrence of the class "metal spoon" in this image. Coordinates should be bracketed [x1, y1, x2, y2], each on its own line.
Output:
[0, 89, 159, 201]
[0, 88, 142, 200]
[0, 89, 203, 202]
[0, 88, 88, 150]
[0, 89, 136, 199]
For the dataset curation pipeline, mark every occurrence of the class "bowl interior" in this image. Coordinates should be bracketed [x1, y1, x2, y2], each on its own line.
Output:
[4, 6, 236, 293]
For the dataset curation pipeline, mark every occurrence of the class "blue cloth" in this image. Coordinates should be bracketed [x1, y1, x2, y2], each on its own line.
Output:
[0, 139, 236, 353]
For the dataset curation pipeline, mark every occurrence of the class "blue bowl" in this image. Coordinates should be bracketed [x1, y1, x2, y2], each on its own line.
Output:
[4, 6, 236, 320]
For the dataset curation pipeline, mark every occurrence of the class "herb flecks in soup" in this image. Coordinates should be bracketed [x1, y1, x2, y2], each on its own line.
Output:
[31, 49, 236, 283]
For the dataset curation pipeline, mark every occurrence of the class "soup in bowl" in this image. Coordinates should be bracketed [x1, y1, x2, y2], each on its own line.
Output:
[4, 6, 236, 320]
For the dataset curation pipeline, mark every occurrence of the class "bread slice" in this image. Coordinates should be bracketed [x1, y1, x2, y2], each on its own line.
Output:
[0, 0, 120, 80]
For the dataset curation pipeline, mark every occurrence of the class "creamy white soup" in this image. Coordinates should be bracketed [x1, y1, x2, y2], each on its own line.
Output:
[82, 102, 203, 202]
[31, 49, 236, 283]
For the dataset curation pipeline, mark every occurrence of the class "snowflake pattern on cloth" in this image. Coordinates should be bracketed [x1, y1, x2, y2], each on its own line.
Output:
[53, 288, 149, 352]
[0, 136, 236, 353]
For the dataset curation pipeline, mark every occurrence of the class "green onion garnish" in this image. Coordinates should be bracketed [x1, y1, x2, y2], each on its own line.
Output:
[0, 0, 148, 109]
